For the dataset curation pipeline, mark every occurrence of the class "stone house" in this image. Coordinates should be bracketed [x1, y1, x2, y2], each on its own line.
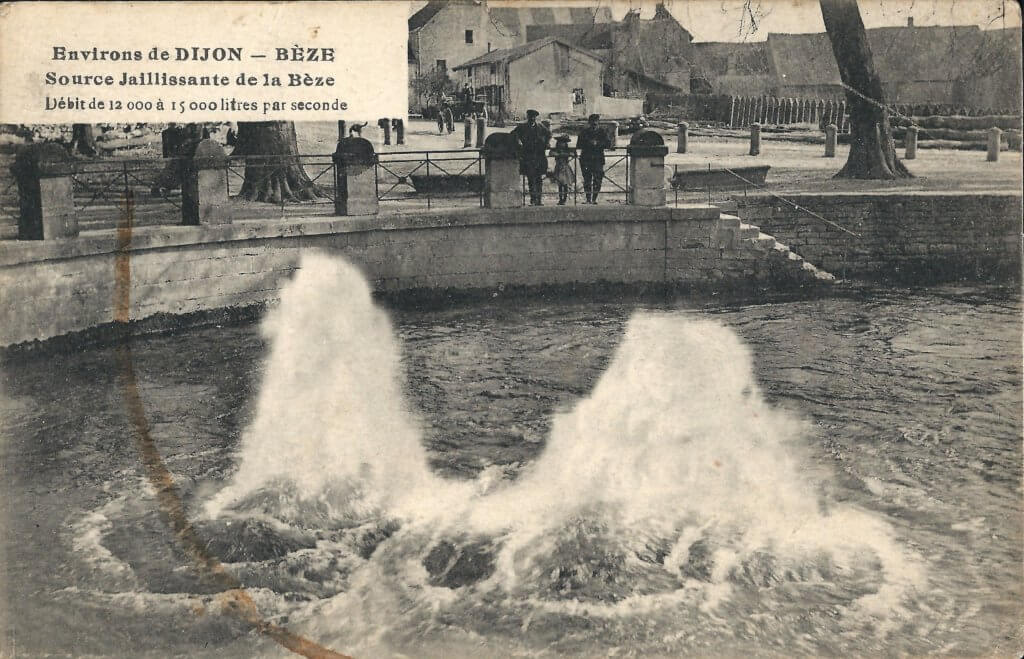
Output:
[765, 21, 1022, 110]
[524, 3, 693, 96]
[690, 42, 772, 96]
[407, 1, 613, 111]
[453, 37, 631, 120]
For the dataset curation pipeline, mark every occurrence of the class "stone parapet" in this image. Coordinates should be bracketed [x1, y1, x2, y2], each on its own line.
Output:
[0, 204, 830, 347]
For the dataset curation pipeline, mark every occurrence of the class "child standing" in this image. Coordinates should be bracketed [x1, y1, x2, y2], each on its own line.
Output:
[552, 135, 575, 205]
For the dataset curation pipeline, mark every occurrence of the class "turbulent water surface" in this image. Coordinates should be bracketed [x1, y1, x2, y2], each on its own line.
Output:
[1, 254, 1021, 658]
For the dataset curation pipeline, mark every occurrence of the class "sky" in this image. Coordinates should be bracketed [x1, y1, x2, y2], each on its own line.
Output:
[416, 0, 1022, 42]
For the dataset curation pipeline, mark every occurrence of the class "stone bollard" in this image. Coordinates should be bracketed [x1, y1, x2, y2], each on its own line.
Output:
[475, 116, 486, 148]
[905, 125, 918, 160]
[392, 118, 405, 145]
[987, 127, 1002, 162]
[482, 132, 523, 209]
[676, 121, 688, 154]
[181, 139, 230, 226]
[333, 137, 378, 215]
[464, 117, 473, 148]
[607, 121, 619, 148]
[824, 123, 837, 158]
[380, 118, 392, 146]
[749, 122, 761, 156]
[11, 143, 77, 240]
[626, 130, 668, 207]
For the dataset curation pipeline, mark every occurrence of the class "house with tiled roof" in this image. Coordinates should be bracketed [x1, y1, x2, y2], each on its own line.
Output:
[407, 1, 616, 112]
[453, 37, 644, 120]
[765, 20, 1021, 110]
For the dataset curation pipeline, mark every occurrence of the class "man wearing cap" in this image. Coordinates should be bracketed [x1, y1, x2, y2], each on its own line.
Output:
[512, 109, 551, 205]
[576, 113, 612, 204]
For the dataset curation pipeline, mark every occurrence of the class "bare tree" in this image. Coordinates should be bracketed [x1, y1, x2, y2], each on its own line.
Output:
[820, 0, 912, 179]
[232, 121, 324, 203]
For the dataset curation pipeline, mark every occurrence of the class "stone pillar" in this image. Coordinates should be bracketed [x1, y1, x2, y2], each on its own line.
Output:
[475, 116, 486, 148]
[905, 125, 918, 160]
[749, 123, 761, 156]
[333, 137, 378, 215]
[181, 139, 230, 225]
[11, 143, 78, 240]
[464, 117, 473, 148]
[482, 132, 523, 209]
[627, 129, 668, 207]
[824, 124, 837, 158]
[987, 127, 1002, 162]
[337, 120, 346, 141]
[393, 118, 405, 145]
[380, 118, 392, 146]
[676, 121, 688, 154]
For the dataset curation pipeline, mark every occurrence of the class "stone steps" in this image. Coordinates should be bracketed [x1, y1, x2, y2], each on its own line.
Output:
[717, 212, 835, 284]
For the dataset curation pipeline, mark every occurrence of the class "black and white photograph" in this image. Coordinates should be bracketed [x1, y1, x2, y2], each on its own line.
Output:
[0, 1, 1021, 656]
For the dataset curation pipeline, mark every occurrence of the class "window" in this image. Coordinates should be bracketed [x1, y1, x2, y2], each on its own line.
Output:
[489, 63, 496, 75]
[465, 29, 473, 44]
[554, 43, 570, 75]
[436, 59, 446, 73]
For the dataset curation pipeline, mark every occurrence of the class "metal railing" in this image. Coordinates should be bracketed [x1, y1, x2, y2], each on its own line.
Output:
[374, 149, 485, 210]
[224, 154, 336, 217]
[522, 146, 631, 206]
[3, 146, 649, 236]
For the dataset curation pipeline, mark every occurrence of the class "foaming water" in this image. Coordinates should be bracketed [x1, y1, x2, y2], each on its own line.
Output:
[205, 252, 467, 523]
[199, 253, 928, 655]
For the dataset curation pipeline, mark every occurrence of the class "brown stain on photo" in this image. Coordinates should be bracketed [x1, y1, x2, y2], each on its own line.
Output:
[112, 190, 350, 658]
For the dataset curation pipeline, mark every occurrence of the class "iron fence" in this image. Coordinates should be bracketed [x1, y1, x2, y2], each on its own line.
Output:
[224, 154, 336, 217]
[374, 149, 484, 210]
[522, 146, 631, 206]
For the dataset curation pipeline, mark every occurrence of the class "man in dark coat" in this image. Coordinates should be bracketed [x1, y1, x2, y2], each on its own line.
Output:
[576, 113, 612, 204]
[512, 109, 551, 205]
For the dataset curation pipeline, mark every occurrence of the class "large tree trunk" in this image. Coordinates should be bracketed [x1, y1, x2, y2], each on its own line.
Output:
[820, 0, 912, 179]
[232, 121, 323, 202]
[70, 123, 97, 156]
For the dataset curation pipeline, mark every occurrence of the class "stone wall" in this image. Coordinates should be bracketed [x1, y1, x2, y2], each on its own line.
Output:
[732, 192, 1022, 282]
[0, 205, 829, 347]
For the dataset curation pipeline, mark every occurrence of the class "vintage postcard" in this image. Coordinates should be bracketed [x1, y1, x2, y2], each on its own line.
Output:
[1, 1, 1021, 657]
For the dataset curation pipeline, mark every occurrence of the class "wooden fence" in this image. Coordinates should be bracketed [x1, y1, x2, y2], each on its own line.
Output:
[645, 94, 1022, 134]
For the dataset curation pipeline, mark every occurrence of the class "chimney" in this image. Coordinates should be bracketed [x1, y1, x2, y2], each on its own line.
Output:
[907, 17, 914, 27]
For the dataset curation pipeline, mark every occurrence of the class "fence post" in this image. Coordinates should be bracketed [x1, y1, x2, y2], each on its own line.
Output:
[676, 121, 688, 154]
[608, 121, 620, 148]
[333, 137, 379, 215]
[181, 139, 231, 225]
[905, 125, 918, 160]
[627, 130, 668, 207]
[987, 127, 1002, 161]
[749, 123, 761, 156]
[11, 143, 77, 239]
[729, 96, 736, 128]
[337, 120, 346, 141]
[475, 116, 486, 147]
[825, 124, 837, 158]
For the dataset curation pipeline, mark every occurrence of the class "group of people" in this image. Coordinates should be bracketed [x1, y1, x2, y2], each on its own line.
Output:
[512, 111, 611, 206]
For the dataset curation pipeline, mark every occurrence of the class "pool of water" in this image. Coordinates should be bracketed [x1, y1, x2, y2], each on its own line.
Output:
[1, 255, 1020, 658]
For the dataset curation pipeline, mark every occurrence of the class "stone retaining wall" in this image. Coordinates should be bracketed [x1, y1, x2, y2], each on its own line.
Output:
[0, 205, 829, 348]
[732, 192, 1022, 282]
